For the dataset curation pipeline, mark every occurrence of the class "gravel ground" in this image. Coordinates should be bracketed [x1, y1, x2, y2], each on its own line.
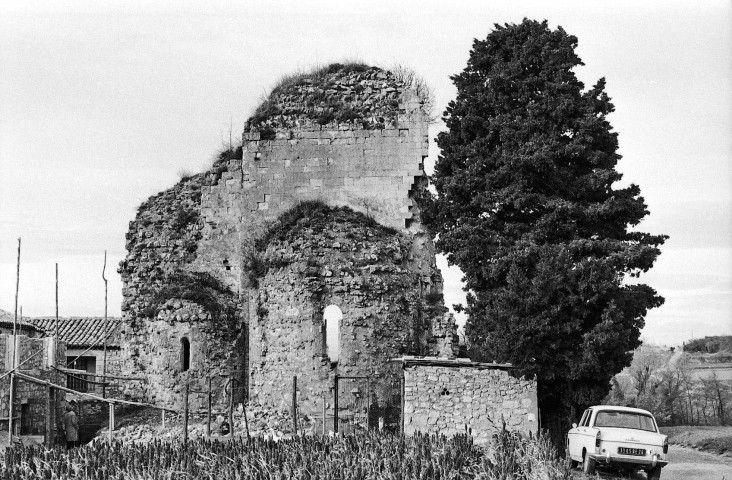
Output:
[571, 445, 732, 479]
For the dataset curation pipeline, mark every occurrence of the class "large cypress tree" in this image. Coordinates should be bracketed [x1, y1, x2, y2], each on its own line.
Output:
[431, 19, 667, 437]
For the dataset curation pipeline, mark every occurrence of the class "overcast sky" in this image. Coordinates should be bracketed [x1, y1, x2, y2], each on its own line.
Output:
[1, 0, 730, 346]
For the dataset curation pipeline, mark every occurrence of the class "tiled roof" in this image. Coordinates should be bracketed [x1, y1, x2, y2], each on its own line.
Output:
[26, 317, 123, 349]
[0, 309, 43, 334]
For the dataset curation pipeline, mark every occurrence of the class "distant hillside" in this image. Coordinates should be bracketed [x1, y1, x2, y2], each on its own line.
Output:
[684, 335, 732, 354]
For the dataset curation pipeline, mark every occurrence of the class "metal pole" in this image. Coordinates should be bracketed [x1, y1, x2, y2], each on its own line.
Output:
[102, 251, 108, 399]
[228, 377, 234, 438]
[292, 376, 298, 435]
[206, 376, 212, 437]
[9, 238, 20, 443]
[162, 409, 165, 429]
[333, 375, 339, 434]
[183, 382, 189, 444]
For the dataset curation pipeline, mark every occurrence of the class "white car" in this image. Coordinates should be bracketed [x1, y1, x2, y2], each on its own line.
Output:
[567, 405, 668, 479]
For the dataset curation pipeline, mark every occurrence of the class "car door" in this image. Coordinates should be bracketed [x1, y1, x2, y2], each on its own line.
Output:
[576, 408, 594, 459]
[568, 409, 590, 460]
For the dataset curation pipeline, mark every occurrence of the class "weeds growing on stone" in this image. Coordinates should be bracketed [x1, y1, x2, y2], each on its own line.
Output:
[148, 271, 237, 321]
[390, 64, 437, 122]
[245, 61, 428, 134]
[216, 144, 243, 162]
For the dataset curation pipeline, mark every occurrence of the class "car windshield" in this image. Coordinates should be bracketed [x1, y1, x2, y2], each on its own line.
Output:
[594, 411, 656, 432]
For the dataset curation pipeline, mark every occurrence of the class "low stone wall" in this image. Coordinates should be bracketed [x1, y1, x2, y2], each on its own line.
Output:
[403, 363, 538, 444]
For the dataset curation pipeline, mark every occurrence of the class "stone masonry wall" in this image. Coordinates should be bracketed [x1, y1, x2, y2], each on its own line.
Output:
[120, 299, 246, 411]
[119, 173, 244, 408]
[0, 334, 66, 438]
[119, 65, 456, 414]
[194, 85, 455, 410]
[250, 206, 445, 416]
[403, 365, 538, 444]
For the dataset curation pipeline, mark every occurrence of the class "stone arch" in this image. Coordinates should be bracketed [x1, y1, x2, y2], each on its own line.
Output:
[323, 304, 343, 362]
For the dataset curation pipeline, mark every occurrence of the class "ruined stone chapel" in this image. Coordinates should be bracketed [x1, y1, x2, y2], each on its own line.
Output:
[118, 64, 536, 435]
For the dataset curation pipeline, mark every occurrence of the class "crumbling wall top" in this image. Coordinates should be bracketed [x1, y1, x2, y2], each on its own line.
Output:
[245, 63, 431, 138]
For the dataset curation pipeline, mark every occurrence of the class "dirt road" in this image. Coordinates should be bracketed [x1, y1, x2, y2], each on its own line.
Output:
[662, 446, 732, 480]
[579, 446, 732, 479]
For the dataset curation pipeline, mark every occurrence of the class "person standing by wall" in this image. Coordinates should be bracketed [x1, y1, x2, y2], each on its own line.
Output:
[63, 402, 79, 449]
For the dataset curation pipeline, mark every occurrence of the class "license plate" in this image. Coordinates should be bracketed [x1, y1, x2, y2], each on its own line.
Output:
[618, 447, 646, 456]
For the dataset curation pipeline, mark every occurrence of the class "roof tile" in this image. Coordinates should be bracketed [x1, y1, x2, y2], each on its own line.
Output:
[26, 317, 122, 348]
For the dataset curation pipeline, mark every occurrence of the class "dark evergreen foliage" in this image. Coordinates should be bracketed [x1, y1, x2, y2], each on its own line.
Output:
[430, 19, 667, 436]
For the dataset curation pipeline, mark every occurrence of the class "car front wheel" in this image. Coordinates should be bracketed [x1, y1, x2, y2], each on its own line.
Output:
[582, 452, 596, 475]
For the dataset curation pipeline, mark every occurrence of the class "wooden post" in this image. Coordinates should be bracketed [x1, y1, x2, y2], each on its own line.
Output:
[102, 251, 108, 399]
[183, 382, 189, 444]
[45, 383, 52, 446]
[161, 409, 165, 429]
[54, 263, 59, 443]
[228, 377, 234, 438]
[242, 400, 250, 442]
[206, 377, 212, 437]
[292, 376, 298, 435]
[400, 374, 405, 436]
[9, 238, 20, 443]
[322, 395, 326, 436]
[366, 376, 371, 430]
[333, 375, 339, 434]
[77, 401, 82, 443]
[108, 403, 114, 444]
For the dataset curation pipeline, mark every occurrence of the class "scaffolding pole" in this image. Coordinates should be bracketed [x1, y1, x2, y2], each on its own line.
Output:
[8, 238, 20, 443]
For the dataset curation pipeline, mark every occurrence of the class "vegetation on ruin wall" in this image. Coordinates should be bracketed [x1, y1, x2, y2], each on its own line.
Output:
[1, 431, 572, 480]
[246, 201, 402, 289]
[120, 173, 239, 329]
[245, 62, 434, 139]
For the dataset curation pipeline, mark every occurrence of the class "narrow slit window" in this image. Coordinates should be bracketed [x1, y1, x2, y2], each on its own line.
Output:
[181, 337, 190, 371]
[323, 305, 342, 362]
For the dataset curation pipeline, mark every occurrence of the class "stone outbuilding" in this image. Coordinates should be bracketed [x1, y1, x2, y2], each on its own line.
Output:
[398, 357, 539, 443]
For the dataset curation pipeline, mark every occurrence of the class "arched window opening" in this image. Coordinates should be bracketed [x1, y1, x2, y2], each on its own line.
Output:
[323, 305, 342, 362]
[181, 337, 191, 372]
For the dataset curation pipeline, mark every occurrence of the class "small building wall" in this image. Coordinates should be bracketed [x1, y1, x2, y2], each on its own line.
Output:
[0, 334, 66, 438]
[403, 362, 538, 444]
[65, 348, 122, 379]
[65, 347, 126, 400]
